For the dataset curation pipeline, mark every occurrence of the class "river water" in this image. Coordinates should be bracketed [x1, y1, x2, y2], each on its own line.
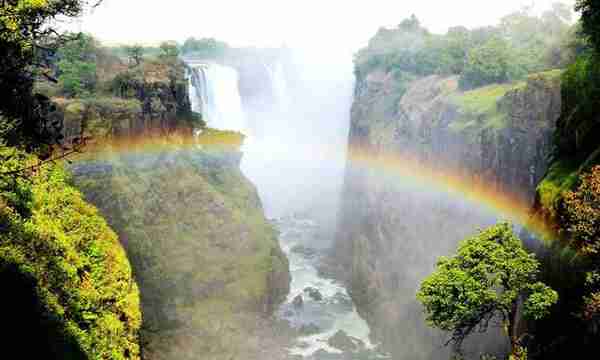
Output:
[187, 55, 382, 359]
[273, 215, 389, 359]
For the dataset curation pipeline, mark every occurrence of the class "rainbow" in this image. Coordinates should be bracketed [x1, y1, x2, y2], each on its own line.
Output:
[69, 131, 557, 241]
[345, 145, 556, 241]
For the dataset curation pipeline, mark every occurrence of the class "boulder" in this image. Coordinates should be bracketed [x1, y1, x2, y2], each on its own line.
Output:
[303, 287, 324, 301]
[327, 330, 358, 352]
[293, 294, 304, 309]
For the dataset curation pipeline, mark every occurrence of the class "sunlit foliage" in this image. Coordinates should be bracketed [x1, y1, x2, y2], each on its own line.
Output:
[417, 223, 557, 354]
[0, 0, 99, 150]
[0, 145, 141, 359]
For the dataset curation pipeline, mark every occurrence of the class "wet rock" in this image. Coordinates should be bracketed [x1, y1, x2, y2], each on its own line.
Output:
[299, 323, 320, 335]
[310, 349, 342, 360]
[331, 292, 353, 309]
[293, 294, 304, 309]
[291, 244, 318, 259]
[303, 287, 324, 301]
[327, 330, 358, 352]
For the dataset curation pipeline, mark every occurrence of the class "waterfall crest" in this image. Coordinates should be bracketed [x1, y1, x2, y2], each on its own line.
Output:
[188, 63, 247, 133]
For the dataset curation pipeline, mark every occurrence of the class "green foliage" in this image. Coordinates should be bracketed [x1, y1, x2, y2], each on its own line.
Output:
[355, 7, 573, 91]
[57, 33, 98, 97]
[460, 37, 526, 89]
[555, 52, 600, 159]
[72, 135, 288, 358]
[158, 41, 179, 60]
[575, 0, 600, 53]
[0, 145, 142, 359]
[181, 37, 228, 58]
[0, 0, 94, 150]
[417, 223, 557, 351]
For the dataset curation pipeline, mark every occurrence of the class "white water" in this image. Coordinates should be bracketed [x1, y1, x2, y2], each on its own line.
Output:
[186, 52, 381, 358]
[188, 62, 247, 133]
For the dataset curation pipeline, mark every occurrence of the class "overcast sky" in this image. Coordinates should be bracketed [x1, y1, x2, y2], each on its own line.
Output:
[72, 0, 574, 54]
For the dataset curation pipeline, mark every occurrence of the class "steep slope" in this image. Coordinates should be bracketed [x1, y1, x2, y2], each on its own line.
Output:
[335, 70, 562, 358]
[71, 132, 291, 360]
[0, 147, 142, 359]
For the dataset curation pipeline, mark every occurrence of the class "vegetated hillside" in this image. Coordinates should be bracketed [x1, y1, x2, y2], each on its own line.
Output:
[335, 8, 575, 360]
[71, 131, 291, 360]
[0, 147, 141, 359]
[35, 34, 201, 144]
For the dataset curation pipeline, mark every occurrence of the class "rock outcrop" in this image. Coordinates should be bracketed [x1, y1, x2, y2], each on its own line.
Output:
[71, 132, 291, 360]
[335, 70, 562, 359]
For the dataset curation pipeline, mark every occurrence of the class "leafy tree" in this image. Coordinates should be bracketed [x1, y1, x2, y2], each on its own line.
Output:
[576, 0, 600, 53]
[56, 33, 98, 97]
[562, 166, 600, 329]
[459, 37, 525, 89]
[417, 223, 558, 354]
[180, 37, 228, 57]
[125, 44, 144, 66]
[0, 0, 100, 151]
[159, 40, 179, 59]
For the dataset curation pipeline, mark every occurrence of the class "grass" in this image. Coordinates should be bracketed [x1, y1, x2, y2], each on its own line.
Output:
[536, 159, 580, 217]
[448, 82, 522, 136]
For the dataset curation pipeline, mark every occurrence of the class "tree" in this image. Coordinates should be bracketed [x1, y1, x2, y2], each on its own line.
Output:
[0, 0, 100, 152]
[159, 41, 179, 59]
[57, 33, 98, 97]
[562, 166, 600, 328]
[459, 37, 525, 89]
[125, 44, 144, 66]
[417, 223, 558, 355]
[576, 0, 600, 53]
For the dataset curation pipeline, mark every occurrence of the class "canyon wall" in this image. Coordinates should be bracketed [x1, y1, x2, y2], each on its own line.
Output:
[335, 69, 562, 359]
[71, 132, 291, 360]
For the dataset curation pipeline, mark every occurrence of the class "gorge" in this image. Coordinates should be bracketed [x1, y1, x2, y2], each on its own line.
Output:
[1, 1, 600, 360]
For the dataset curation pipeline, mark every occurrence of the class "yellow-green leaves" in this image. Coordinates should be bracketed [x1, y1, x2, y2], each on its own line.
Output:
[417, 223, 558, 349]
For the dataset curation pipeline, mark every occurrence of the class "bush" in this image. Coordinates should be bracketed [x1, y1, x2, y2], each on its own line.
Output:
[0, 146, 142, 359]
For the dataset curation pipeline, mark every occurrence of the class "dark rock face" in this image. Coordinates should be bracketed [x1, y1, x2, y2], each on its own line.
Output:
[335, 71, 561, 359]
[57, 61, 194, 143]
[303, 287, 324, 301]
[327, 330, 360, 353]
[293, 294, 304, 309]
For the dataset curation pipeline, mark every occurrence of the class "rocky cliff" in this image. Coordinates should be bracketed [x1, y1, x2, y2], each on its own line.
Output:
[70, 131, 291, 360]
[52, 59, 198, 143]
[335, 70, 562, 359]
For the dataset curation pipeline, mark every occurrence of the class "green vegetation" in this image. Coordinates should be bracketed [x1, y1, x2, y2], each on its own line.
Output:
[417, 223, 557, 356]
[449, 82, 518, 134]
[575, 0, 600, 53]
[57, 34, 98, 97]
[180, 37, 229, 58]
[0, 146, 141, 359]
[0, 0, 93, 151]
[355, 5, 572, 93]
[72, 133, 289, 359]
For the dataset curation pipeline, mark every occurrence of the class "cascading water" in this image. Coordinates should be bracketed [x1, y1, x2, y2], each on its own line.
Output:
[188, 62, 247, 133]
[185, 52, 386, 359]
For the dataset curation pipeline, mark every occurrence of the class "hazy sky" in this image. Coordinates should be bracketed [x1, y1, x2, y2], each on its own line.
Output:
[73, 0, 573, 53]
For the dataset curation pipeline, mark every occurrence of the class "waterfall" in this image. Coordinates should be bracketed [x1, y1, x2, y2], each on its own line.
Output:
[263, 61, 290, 111]
[188, 63, 247, 133]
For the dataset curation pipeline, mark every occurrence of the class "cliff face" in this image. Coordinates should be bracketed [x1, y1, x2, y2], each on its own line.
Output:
[336, 70, 562, 358]
[70, 134, 291, 360]
[54, 59, 196, 143]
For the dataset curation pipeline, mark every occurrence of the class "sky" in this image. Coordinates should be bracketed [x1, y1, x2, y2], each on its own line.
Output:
[71, 0, 574, 54]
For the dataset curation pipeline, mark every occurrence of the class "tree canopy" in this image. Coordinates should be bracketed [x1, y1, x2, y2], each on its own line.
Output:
[0, 0, 99, 151]
[417, 223, 558, 353]
[576, 0, 600, 53]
